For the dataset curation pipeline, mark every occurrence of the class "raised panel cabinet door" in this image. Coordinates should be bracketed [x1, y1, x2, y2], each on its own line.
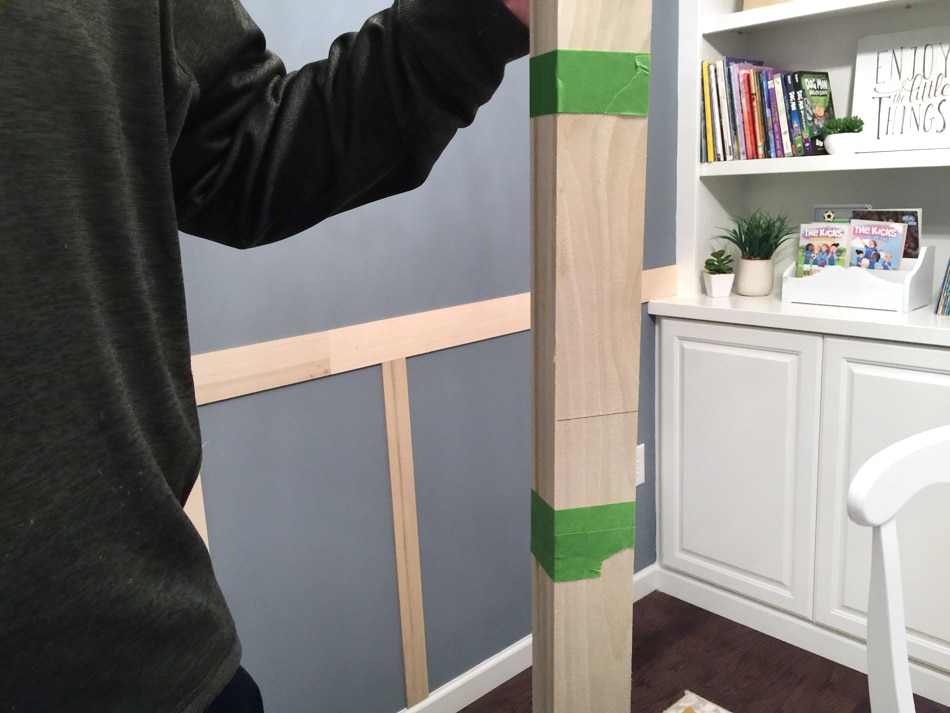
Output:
[815, 336, 950, 673]
[658, 318, 822, 616]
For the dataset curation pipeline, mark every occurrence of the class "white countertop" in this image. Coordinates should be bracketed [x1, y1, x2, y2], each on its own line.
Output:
[648, 294, 950, 349]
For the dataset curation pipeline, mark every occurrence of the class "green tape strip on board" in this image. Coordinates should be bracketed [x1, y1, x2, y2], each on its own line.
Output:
[531, 490, 636, 583]
[529, 49, 651, 118]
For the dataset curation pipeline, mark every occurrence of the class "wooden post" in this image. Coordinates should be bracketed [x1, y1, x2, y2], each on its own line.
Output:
[530, 0, 651, 711]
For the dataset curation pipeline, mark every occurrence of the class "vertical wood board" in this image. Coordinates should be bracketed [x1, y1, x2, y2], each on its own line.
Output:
[382, 359, 430, 707]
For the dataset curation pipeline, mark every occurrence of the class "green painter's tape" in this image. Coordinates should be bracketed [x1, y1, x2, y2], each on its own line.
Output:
[529, 49, 651, 118]
[531, 490, 636, 583]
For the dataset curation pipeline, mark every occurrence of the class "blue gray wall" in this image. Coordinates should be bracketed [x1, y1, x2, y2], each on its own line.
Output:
[181, 1, 676, 711]
[181, 1, 529, 353]
[637, 0, 679, 571]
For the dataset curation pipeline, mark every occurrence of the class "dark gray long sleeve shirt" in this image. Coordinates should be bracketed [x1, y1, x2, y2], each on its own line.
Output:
[0, 1, 527, 710]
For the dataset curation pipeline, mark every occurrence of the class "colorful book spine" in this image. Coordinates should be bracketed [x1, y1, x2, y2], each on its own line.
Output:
[766, 69, 785, 158]
[792, 72, 814, 156]
[937, 259, 950, 314]
[724, 58, 764, 161]
[750, 72, 767, 159]
[701, 62, 715, 162]
[772, 72, 795, 156]
[740, 70, 758, 159]
[714, 60, 734, 161]
[773, 73, 793, 157]
[700, 96, 708, 162]
[785, 73, 804, 156]
[759, 69, 777, 158]
[708, 63, 725, 162]
[726, 64, 749, 161]
[726, 62, 747, 160]
[940, 263, 950, 314]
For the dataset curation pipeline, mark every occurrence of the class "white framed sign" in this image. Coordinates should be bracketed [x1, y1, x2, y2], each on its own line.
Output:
[852, 26, 950, 152]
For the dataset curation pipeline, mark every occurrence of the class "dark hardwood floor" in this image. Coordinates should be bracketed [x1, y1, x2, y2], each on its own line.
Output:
[460, 592, 950, 713]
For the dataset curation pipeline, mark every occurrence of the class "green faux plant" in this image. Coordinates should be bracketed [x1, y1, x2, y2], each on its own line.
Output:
[821, 115, 864, 135]
[715, 209, 797, 260]
[704, 249, 734, 274]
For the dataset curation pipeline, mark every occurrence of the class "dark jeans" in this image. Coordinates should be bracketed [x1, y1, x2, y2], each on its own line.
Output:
[205, 666, 264, 713]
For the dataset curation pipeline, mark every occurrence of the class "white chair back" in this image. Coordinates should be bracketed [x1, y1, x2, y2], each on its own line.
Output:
[847, 424, 950, 713]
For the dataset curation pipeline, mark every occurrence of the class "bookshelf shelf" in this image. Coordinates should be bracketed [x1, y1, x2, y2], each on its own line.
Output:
[700, 149, 950, 177]
[702, 0, 942, 35]
[649, 294, 950, 349]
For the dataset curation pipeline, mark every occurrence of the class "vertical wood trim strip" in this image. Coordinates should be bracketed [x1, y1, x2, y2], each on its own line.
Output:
[381, 358, 429, 707]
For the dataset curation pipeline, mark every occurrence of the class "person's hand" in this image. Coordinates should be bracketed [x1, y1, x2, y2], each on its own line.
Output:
[503, 0, 529, 26]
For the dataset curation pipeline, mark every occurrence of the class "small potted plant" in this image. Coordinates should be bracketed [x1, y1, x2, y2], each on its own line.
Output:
[821, 115, 864, 155]
[703, 248, 734, 298]
[715, 209, 797, 296]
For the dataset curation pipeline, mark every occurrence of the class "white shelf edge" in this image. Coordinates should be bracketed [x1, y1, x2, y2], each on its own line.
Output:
[699, 149, 950, 177]
[702, 0, 932, 34]
[648, 294, 950, 348]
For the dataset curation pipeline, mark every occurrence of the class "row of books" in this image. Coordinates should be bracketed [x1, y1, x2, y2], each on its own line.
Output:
[936, 260, 950, 315]
[701, 58, 837, 163]
[794, 219, 908, 278]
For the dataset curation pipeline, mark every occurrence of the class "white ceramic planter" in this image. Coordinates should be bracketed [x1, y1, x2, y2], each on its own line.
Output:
[824, 132, 863, 155]
[736, 258, 774, 296]
[703, 272, 735, 298]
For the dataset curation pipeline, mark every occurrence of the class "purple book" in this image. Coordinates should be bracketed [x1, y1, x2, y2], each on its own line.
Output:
[756, 68, 776, 158]
[766, 68, 785, 158]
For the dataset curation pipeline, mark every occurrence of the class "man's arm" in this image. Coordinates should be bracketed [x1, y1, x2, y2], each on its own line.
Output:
[502, 0, 529, 26]
[169, 0, 528, 248]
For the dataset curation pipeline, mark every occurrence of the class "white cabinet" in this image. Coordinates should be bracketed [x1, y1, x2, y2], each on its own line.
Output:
[658, 318, 822, 617]
[815, 337, 950, 671]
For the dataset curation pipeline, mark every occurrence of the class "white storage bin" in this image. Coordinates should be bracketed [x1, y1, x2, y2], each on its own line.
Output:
[781, 246, 934, 313]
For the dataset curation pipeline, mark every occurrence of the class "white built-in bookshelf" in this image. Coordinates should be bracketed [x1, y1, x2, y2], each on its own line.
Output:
[653, 5, 950, 703]
[675, 0, 950, 310]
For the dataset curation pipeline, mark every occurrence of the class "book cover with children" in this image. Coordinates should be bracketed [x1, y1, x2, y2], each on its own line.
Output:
[851, 208, 921, 259]
[849, 219, 907, 271]
[797, 71, 836, 155]
[797, 223, 848, 277]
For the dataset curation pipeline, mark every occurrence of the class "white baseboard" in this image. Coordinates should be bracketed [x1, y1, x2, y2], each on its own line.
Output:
[634, 563, 661, 602]
[655, 566, 950, 707]
[399, 564, 662, 713]
[400, 635, 531, 713]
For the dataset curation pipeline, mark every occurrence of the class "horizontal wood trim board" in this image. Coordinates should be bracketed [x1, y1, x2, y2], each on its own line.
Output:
[642, 265, 677, 305]
[192, 293, 527, 406]
[192, 267, 676, 406]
